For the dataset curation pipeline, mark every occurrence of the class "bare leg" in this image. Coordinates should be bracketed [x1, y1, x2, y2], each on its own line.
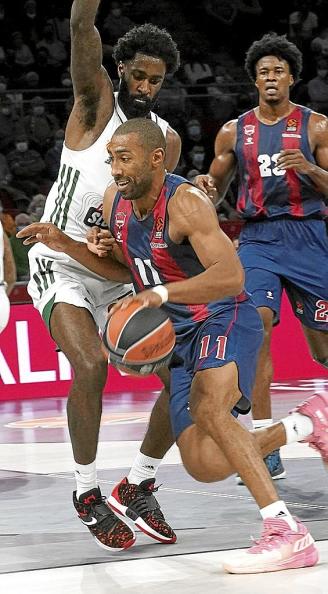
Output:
[140, 367, 175, 458]
[302, 325, 328, 369]
[178, 362, 284, 509]
[50, 303, 107, 464]
[251, 307, 274, 421]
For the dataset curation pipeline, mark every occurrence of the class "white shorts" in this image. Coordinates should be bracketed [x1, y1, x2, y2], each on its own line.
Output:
[0, 285, 10, 333]
[28, 248, 133, 330]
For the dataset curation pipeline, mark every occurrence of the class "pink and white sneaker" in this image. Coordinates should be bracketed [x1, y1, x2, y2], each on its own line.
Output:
[223, 518, 318, 574]
[291, 392, 328, 461]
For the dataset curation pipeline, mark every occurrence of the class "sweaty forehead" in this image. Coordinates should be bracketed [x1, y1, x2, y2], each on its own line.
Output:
[127, 53, 166, 76]
[256, 56, 290, 71]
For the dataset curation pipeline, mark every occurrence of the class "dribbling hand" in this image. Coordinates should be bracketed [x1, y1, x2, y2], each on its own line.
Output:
[109, 290, 162, 317]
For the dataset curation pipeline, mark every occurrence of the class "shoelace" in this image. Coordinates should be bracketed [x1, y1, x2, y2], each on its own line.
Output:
[89, 496, 118, 529]
[250, 525, 293, 552]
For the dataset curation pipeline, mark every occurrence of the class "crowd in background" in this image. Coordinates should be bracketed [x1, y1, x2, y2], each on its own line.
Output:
[0, 0, 328, 280]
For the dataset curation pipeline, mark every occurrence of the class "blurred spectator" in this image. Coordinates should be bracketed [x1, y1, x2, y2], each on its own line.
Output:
[7, 133, 47, 198]
[60, 69, 72, 89]
[102, 1, 135, 44]
[183, 118, 213, 167]
[20, 0, 42, 47]
[37, 24, 68, 70]
[47, 6, 70, 47]
[183, 48, 214, 92]
[0, 97, 25, 154]
[0, 217, 16, 330]
[45, 128, 64, 180]
[203, 0, 238, 25]
[289, 1, 318, 48]
[0, 3, 14, 48]
[9, 212, 32, 280]
[34, 47, 56, 87]
[307, 58, 328, 114]
[24, 96, 59, 152]
[27, 192, 46, 221]
[311, 26, 328, 59]
[10, 31, 35, 72]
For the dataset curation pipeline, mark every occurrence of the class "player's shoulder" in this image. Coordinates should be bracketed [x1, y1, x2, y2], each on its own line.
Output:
[308, 108, 328, 134]
[171, 181, 214, 214]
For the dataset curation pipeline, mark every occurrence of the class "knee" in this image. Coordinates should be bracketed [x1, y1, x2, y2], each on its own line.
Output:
[185, 463, 229, 483]
[73, 353, 108, 390]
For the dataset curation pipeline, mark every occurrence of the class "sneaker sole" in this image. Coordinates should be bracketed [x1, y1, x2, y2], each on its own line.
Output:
[236, 470, 286, 485]
[223, 545, 319, 574]
[93, 532, 136, 552]
[108, 496, 176, 544]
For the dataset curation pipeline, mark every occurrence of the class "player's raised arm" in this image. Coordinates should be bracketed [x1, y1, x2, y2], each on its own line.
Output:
[67, 0, 114, 145]
[164, 185, 244, 304]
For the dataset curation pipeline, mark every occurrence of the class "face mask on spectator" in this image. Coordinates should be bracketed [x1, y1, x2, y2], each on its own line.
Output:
[16, 142, 28, 152]
[317, 69, 328, 79]
[62, 77, 72, 87]
[0, 83, 7, 92]
[55, 140, 63, 150]
[1, 107, 11, 116]
[111, 8, 121, 17]
[33, 106, 45, 116]
[188, 125, 201, 137]
[16, 225, 27, 232]
[191, 151, 205, 168]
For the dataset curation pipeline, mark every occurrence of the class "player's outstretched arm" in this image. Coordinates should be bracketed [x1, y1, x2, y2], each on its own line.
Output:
[17, 223, 131, 284]
[163, 185, 244, 304]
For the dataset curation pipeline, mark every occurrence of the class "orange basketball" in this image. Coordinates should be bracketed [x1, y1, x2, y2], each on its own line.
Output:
[103, 301, 176, 375]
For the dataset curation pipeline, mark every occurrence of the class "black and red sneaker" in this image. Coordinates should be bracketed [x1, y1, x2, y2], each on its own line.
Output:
[108, 477, 176, 544]
[73, 486, 135, 551]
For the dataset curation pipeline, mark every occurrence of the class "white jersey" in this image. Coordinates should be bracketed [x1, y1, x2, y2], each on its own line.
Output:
[28, 94, 169, 309]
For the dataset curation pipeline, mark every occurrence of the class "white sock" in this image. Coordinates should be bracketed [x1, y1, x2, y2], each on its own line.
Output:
[260, 500, 297, 531]
[127, 451, 162, 485]
[75, 460, 97, 499]
[281, 412, 314, 444]
[252, 418, 273, 430]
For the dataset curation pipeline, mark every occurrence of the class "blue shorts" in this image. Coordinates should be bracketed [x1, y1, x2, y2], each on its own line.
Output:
[238, 218, 328, 330]
[169, 299, 263, 439]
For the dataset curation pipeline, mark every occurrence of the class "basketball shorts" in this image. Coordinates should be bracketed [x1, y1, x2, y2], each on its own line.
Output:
[238, 218, 328, 331]
[28, 246, 133, 332]
[169, 299, 263, 439]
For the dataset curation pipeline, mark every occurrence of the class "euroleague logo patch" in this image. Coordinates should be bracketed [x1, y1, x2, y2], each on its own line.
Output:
[286, 118, 298, 132]
[151, 215, 167, 248]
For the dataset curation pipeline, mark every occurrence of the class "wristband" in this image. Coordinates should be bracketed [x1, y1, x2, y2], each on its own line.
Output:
[151, 285, 169, 304]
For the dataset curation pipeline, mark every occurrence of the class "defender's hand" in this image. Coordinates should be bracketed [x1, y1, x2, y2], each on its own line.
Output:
[87, 227, 116, 258]
[16, 222, 73, 251]
[276, 149, 314, 174]
[109, 290, 162, 317]
[193, 174, 215, 195]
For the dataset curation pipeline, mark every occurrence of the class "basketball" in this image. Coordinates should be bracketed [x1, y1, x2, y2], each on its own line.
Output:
[103, 301, 176, 375]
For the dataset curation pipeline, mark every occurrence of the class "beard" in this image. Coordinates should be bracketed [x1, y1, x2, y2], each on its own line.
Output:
[118, 76, 159, 118]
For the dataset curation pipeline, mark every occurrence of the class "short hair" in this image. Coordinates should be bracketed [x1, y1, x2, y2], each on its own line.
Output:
[245, 33, 303, 81]
[111, 118, 166, 152]
[112, 23, 180, 74]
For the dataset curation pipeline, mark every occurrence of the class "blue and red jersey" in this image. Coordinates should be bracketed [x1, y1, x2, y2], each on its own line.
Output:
[235, 105, 326, 219]
[109, 173, 248, 338]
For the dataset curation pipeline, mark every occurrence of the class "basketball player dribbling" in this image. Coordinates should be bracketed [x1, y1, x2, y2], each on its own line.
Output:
[0, 220, 16, 334]
[26, 0, 181, 550]
[18, 117, 328, 573]
[197, 33, 328, 483]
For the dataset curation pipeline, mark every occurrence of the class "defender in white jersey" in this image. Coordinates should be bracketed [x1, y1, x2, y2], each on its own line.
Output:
[0, 220, 16, 333]
[26, 0, 181, 551]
